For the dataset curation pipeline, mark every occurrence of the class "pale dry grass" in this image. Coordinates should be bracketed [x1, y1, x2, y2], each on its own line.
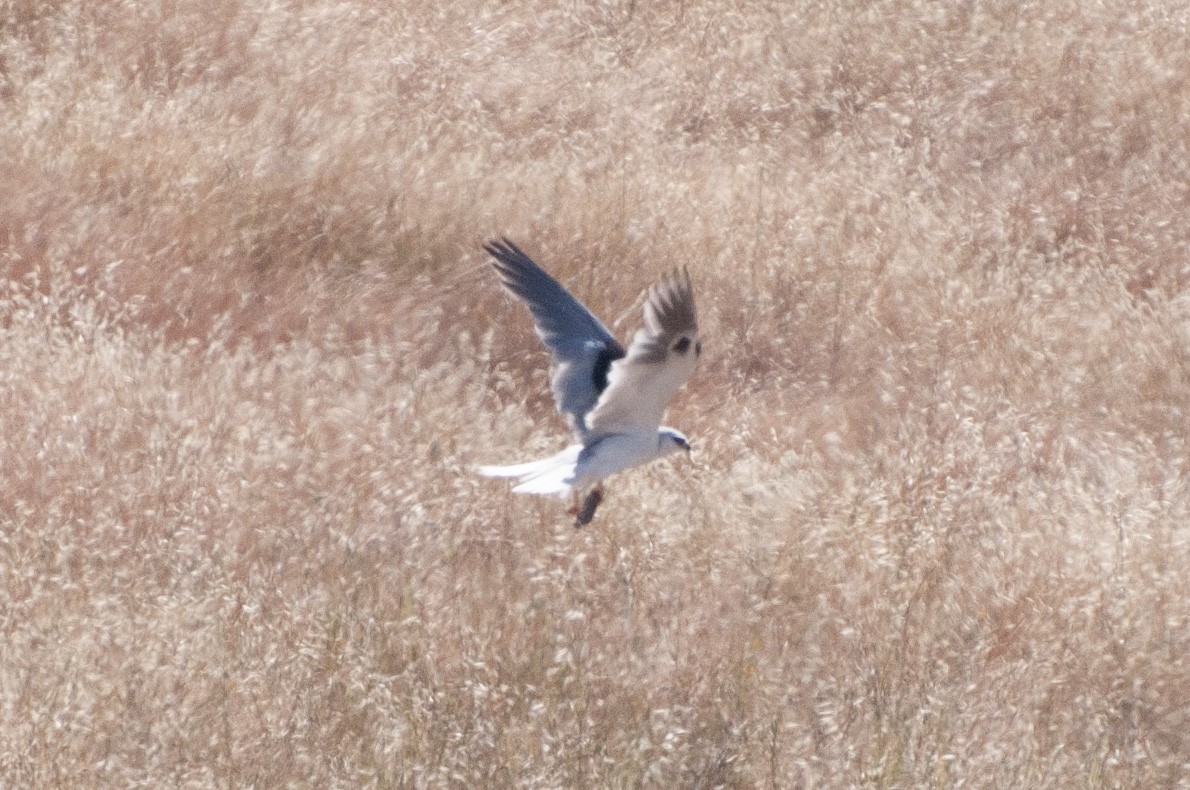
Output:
[1, 0, 1189, 787]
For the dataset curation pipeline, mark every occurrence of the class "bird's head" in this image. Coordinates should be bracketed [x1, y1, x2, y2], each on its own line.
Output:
[658, 427, 692, 458]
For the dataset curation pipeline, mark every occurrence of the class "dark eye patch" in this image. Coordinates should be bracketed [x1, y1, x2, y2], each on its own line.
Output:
[672, 337, 691, 354]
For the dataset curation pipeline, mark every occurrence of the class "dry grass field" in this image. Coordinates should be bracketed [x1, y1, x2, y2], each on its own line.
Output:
[2, 0, 1189, 786]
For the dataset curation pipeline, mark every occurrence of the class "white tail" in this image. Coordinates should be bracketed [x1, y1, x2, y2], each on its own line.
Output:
[477, 444, 582, 496]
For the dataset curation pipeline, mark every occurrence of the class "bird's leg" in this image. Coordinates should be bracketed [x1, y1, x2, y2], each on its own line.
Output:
[574, 485, 604, 528]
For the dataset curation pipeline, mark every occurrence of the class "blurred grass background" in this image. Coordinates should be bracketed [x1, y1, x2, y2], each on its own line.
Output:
[0, 0, 1187, 786]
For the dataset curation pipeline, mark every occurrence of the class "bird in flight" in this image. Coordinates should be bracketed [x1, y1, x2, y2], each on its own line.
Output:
[477, 238, 701, 527]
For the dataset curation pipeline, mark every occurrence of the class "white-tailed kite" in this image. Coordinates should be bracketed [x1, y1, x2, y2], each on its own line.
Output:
[477, 238, 701, 527]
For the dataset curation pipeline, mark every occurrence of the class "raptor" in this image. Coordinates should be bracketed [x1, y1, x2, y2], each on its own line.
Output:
[477, 238, 701, 526]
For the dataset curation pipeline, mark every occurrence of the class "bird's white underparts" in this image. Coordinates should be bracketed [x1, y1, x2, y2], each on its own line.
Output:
[476, 238, 701, 527]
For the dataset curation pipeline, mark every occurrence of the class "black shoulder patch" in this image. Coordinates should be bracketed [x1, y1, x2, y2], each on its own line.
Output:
[592, 342, 626, 395]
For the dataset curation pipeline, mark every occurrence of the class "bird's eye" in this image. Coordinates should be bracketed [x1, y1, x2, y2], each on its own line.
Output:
[672, 337, 691, 354]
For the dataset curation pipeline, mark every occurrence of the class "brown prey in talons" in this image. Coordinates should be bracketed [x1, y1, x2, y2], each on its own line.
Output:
[570, 485, 605, 528]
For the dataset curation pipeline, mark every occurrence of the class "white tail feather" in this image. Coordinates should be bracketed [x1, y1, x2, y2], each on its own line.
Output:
[477, 445, 582, 497]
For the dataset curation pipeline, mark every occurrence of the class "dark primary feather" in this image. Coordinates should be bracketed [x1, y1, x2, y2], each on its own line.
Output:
[583, 265, 700, 436]
[484, 238, 626, 433]
[626, 266, 699, 365]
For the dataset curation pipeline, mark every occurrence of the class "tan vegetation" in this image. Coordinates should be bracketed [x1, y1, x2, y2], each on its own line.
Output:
[2, 0, 1188, 786]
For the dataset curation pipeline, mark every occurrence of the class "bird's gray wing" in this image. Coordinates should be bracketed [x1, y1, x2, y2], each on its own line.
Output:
[585, 267, 700, 437]
[485, 238, 626, 434]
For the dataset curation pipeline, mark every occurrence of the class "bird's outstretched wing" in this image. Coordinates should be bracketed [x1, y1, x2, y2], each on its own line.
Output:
[585, 267, 699, 437]
[484, 238, 626, 434]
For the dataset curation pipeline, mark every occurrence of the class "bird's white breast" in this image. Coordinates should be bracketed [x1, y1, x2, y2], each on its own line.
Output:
[571, 431, 667, 491]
